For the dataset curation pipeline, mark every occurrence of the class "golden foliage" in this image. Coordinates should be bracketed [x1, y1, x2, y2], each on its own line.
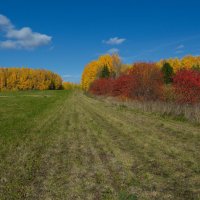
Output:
[81, 54, 121, 91]
[0, 67, 62, 91]
[157, 55, 200, 72]
[81, 54, 200, 92]
[81, 60, 100, 91]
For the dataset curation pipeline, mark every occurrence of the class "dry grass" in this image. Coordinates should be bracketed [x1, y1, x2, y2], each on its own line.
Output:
[96, 95, 200, 124]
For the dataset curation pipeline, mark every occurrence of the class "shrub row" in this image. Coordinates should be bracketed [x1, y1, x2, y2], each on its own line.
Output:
[90, 63, 163, 101]
[89, 63, 200, 104]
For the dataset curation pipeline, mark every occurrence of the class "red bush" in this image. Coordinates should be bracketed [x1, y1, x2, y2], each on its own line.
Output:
[111, 75, 136, 98]
[173, 70, 200, 104]
[89, 78, 114, 95]
[90, 63, 164, 101]
[128, 63, 164, 101]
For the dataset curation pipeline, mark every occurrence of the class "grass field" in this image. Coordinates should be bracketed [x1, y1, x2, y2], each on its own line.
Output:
[0, 90, 200, 200]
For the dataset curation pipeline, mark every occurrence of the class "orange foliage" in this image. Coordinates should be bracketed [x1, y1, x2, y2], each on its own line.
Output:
[128, 63, 164, 100]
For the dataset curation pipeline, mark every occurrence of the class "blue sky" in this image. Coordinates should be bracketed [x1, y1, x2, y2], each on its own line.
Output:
[0, 0, 200, 82]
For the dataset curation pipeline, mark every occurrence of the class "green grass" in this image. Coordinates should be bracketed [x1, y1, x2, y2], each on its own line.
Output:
[0, 90, 69, 138]
[0, 90, 200, 199]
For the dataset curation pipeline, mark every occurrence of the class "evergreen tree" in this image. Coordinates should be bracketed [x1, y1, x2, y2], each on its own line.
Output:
[100, 65, 110, 78]
[161, 62, 174, 84]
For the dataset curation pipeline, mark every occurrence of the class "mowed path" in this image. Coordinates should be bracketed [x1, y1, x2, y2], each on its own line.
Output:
[0, 91, 200, 200]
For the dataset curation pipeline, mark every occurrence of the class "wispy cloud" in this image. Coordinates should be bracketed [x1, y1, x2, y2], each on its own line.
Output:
[0, 14, 52, 49]
[175, 50, 184, 54]
[146, 35, 200, 55]
[175, 44, 184, 54]
[107, 48, 119, 54]
[103, 37, 126, 45]
[123, 35, 200, 61]
[176, 44, 184, 50]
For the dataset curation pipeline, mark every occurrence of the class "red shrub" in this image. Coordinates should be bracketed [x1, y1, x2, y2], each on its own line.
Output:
[111, 75, 136, 98]
[173, 70, 200, 104]
[89, 78, 114, 95]
[128, 63, 164, 101]
[89, 63, 164, 101]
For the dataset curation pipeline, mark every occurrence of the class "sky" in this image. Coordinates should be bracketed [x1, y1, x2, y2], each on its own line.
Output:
[0, 0, 200, 82]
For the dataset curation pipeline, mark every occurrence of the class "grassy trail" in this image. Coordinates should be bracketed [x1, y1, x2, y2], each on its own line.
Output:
[0, 91, 199, 200]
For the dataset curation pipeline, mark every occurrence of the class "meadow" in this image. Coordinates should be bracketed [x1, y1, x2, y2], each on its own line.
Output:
[1, 2, 200, 199]
[0, 90, 199, 200]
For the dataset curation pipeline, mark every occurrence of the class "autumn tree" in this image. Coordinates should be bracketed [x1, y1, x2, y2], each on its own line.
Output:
[157, 56, 200, 73]
[0, 67, 62, 91]
[112, 54, 122, 77]
[81, 60, 100, 91]
[129, 63, 164, 101]
[81, 54, 121, 91]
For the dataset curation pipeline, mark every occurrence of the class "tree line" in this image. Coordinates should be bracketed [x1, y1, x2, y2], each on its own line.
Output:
[0, 68, 63, 91]
[81, 54, 200, 104]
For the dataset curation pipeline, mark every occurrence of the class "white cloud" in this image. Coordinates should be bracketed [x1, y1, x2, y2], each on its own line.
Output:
[0, 15, 13, 31]
[0, 40, 17, 49]
[103, 37, 126, 45]
[0, 14, 52, 49]
[107, 48, 119, 54]
[176, 44, 184, 50]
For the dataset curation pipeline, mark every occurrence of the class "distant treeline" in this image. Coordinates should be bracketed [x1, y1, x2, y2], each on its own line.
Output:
[62, 82, 80, 90]
[0, 68, 63, 91]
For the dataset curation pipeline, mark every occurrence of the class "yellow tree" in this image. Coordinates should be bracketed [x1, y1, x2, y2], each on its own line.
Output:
[81, 54, 121, 91]
[0, 67, 63, 91]
[167, 58, 181, 72]
[81, 60, 100, 91]
[0, 68, 7, 90]
[156, 58, 181, 73]
[111, 54, 122, 77]
[98, 54, 115, 72]
[181, 55, 197, 70]
[6, 68, 19, 90]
